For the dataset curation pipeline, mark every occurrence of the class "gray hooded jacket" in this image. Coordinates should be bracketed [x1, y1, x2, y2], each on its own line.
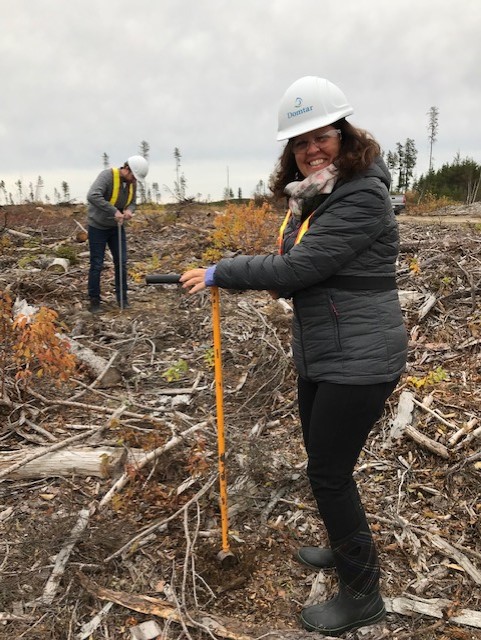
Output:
[213, 158, 408, 384]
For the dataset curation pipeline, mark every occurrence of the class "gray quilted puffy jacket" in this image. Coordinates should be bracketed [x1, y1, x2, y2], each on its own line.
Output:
[214, 158, 408, 384]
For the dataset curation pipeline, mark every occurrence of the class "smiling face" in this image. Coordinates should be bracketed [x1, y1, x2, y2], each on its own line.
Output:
[291, 126, 342, 178]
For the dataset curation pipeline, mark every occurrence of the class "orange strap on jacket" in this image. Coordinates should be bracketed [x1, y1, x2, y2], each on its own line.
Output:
[278, 210, 315, 254]
[109, 168, 134, 207]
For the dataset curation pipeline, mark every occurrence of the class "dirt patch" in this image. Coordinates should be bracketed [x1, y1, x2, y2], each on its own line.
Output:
[0, 203, 480, 639]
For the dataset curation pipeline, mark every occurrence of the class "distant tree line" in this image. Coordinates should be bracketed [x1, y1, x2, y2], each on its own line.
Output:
[0, 176, 71, 205]
[1, 120, 480, 205]
[382, 106, 479, 203]
[414, 154, 481, 204]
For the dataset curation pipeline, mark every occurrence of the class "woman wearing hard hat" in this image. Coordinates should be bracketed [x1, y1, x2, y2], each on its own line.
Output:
[181, 77, 407, 636]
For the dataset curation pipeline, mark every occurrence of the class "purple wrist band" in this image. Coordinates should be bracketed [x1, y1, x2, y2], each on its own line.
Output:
[205, 266, 217, 286]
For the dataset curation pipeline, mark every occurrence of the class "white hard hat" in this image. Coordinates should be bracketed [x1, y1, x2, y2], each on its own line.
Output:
[127, 155, 149, 183]
[277, 76, 354, 141]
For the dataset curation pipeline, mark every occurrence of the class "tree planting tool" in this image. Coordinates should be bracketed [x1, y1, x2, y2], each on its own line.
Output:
[145, 274, 238, 567]
[117, 221, 124, 312]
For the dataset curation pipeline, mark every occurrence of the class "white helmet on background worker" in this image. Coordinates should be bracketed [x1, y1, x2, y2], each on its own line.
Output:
[277, 76, 354, 141]
[126, 155, 149, 183]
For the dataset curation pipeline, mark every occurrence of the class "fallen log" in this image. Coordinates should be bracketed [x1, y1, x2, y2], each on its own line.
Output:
[45, 257, 69, 273]
[387, 391, 450, 458]
[4, 228, 32, 239]
[66, 337, 122, 387]
[404, 424, 450, 459]
[398, 289, 424, 309]
[77, 602, 114, 640]
[388, 390, 414, 441]
[385, 595, 481, 628]
[428, 533, 481, 585]
[35, 508, 91, 606]
[0, 612, 35, 622]
[418, 293, 437, 320]
[0, 446, 127, 479]
[0, 404, 127, 481]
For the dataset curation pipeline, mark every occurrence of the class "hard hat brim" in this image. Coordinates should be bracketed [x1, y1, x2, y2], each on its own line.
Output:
[276, 107, 354, 141]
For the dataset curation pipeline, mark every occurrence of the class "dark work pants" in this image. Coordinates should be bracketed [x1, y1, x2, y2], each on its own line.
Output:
[88, 225, 127, 302]
[298, 377, 398, 544]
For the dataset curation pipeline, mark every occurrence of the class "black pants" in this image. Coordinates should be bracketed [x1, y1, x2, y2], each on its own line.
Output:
[298, 377, 398, 544]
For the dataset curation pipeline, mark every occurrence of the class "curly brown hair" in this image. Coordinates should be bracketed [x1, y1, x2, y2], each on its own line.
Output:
[269, 119, 381, 200]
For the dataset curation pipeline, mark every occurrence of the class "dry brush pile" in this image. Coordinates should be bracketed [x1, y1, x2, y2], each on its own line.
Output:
[0, 203, 480, 640]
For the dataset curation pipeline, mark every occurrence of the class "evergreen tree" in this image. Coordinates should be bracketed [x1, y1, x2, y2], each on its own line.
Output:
[172, 148, 187, 201]
[34, 176, 44, 202]
[102, 152, 110, 169]
[152, 182, 161, 204]
[137, 141, 150, 203]
[61, 182, 70, 202]
[139, 140, 150, 160]
[404, 138, 417, 190]
[395, 143, 405, 192]
[386, 150, 399, 191]
[387, 140, 417, 191]
[15, 180, 23, 204]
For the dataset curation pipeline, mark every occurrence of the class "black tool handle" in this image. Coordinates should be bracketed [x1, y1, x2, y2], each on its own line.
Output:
[145, 274, 181, 284]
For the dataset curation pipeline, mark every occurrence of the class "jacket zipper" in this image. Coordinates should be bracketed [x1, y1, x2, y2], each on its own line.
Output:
[329, 296, 342, 351]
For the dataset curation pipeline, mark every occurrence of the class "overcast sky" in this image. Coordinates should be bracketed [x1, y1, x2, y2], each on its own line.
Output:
[1, 0, 479, 204]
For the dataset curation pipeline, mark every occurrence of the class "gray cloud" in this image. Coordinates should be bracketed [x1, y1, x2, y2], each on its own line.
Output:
[1, 0, 479, 201]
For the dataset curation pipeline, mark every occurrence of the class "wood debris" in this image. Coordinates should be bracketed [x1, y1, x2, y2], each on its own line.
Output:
[0, 204, 480, 639]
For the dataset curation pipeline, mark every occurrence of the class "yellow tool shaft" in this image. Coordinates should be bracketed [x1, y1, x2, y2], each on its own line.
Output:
[211, 286, 230, 554]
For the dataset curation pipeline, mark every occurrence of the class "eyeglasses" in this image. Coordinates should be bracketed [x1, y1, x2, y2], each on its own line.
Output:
[291, 129, 342, 155]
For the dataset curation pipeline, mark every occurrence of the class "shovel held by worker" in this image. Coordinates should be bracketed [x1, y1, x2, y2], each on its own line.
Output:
[145, 274, 237, 567]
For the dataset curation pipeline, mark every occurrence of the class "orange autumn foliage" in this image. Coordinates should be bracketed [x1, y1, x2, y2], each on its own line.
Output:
[0, 291, 77, 388]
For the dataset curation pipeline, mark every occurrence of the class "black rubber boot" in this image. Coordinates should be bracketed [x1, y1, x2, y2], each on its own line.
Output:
[88, 298, 101, 314]
[296, 547, 336, 570]
[300, 528, 385, 636]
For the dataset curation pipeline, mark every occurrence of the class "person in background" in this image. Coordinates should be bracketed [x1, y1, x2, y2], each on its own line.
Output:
[86, 155, 149, 313]
[180, 76, 407, 636]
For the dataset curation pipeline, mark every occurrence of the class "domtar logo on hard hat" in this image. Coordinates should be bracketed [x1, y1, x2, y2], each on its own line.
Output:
[288, 96, 314, 120]
[277, 77, 353, 141]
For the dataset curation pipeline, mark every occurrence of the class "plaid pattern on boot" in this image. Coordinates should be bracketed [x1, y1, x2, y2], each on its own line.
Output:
[332, 528, 380, 598]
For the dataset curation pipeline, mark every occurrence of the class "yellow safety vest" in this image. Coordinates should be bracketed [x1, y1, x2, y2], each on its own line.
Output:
[278, 210, 315, 254]
[109, 168, 134, 207]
